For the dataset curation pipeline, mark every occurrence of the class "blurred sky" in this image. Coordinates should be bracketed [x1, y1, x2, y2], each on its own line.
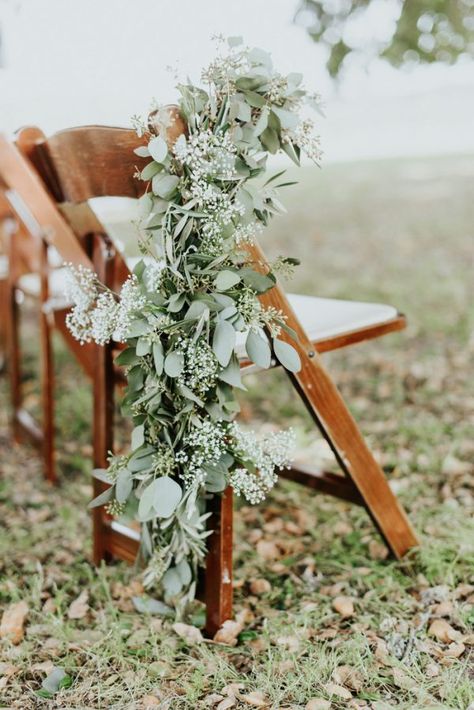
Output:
[1, 0, 473, 162]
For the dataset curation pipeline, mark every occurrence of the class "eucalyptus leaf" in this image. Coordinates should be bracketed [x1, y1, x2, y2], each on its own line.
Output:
[213, 319, 236, 367]
[136, 338, 151, 357]
[162, 568, 183, 596]
[132, 596, 174, 616]
[148, 136, 168, 163]
[219, 356, 246, 390]
[138, 481, 155, 520]
[152, 341, 164, 375]
[272, 338, 301, 373]
[131, 424, 145, 450]
[215, 270, 240, 291]
[152, 173, 179, 199]
[88, 486, 114, 509]
[246, 330, 271, 368]
[164, 351, 184, 378]
[116, 467, 133, 503]
[153, 476, 183, 518]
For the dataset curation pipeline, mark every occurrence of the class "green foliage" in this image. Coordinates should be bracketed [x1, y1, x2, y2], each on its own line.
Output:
[65, 37, 323, 610]
[297, 0, 474, 76]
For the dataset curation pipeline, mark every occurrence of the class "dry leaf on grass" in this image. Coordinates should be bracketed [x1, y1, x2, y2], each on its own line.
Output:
[0, 601, 29, 644]
[305, 700, 331, 710]
[332, 665, 363, 691]
[428, 619, 462, 644]
[392, 668, 417, 690]
[256, 540, 279, 560]
[217, 698, 236, 710]
[249, 579, 271, 595]
[213, 610, 250, 646]
[368, 540, 389, 560]
[433, 600, 453, 617]
[241, 690, 267, 707]
[325, 681, 352, 700]
[140, 695, 161, 708]
[172, 622, 203, 645]
[332, 596, 355, 618]
[425, 661, 440, 677]
[0, 663, 19, 691]
[67, 590, 89, 620]
[443, 642, 465, 658]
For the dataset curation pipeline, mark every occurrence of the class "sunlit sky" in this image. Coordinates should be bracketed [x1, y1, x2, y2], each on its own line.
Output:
[1, 0, 473, 161]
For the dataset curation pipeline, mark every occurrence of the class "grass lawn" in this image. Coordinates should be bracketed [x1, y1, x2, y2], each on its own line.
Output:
[0, 154, 473, 709]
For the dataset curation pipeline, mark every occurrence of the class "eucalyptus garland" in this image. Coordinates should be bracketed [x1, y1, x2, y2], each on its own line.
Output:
[65, 37, 322, 611]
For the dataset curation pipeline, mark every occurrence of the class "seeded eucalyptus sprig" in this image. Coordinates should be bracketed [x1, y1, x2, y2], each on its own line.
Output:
[65, 37, 322, 610]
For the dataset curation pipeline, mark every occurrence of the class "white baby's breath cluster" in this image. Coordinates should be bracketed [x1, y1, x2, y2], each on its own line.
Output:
[229, 423, 295, 504]
[283, 119, 322, 164]
[143, 259, 166, 292]
[176, 337, 219, 396]
[65, 267, 147, 345]
[175, 419, 227, 486]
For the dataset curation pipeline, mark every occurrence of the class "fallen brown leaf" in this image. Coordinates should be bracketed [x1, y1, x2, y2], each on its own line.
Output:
[256, 540, 279, 561]
[241, 690, 267, 707]
[0, 601, 29, 644]
[433, 601, 453, 617]
[325, 681, 352, 700]
[305, 700, 331, 710]
[392, 668, 417, 690]
[249, 579, 271, 596]
[332, 596, 355, 618]
[213, 610, 250, 646]
[428, 619, 462, 644]
[443, 642, 465, 658]
[332, 664, 363, 691]
[67, 590, 89, 620]
[172, 622, 203, 645]
[368, 540, 389, 561]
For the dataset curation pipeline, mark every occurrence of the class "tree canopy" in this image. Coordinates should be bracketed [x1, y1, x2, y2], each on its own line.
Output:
[296, 0, 474, 76]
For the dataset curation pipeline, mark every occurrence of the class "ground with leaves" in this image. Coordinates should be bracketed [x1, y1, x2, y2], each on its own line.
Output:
[1, 155, 473, 709]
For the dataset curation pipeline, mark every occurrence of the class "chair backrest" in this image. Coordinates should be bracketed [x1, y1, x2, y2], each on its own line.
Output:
[26, 126, 149, 203]
[15, 126, 153, 289]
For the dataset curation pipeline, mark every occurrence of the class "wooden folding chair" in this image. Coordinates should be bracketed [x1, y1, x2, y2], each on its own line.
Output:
[0, 133, 111, 482]
[1, 124, 418, 635]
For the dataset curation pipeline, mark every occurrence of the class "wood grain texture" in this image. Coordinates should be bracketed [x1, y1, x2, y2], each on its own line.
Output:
[247, 240, 419, 557]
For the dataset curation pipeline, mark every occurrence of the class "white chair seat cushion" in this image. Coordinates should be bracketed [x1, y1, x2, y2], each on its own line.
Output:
[18, 267, 397, 348]
[235, 294, 397, 358]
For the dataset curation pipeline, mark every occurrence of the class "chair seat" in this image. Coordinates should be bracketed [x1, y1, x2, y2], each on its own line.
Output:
[236, 294, 397, 357]
[18, 266, 399, 353]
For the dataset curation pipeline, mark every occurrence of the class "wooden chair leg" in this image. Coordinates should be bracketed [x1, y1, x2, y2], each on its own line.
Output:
[205, 486, 233, 637]
[39, 244, 56, 483]
[251, 241, 419, 559]
[6, 279, 22, 442]
[0, 277, 7, 373]
[91, 234, 115, 565]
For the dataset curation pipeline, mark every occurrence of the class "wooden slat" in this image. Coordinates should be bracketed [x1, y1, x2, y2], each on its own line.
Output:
[0, 135, 93, 269]
[281, 465, 364, 505]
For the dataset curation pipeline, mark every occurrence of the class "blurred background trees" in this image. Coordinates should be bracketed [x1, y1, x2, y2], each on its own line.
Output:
[296, 0, 474, 76]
